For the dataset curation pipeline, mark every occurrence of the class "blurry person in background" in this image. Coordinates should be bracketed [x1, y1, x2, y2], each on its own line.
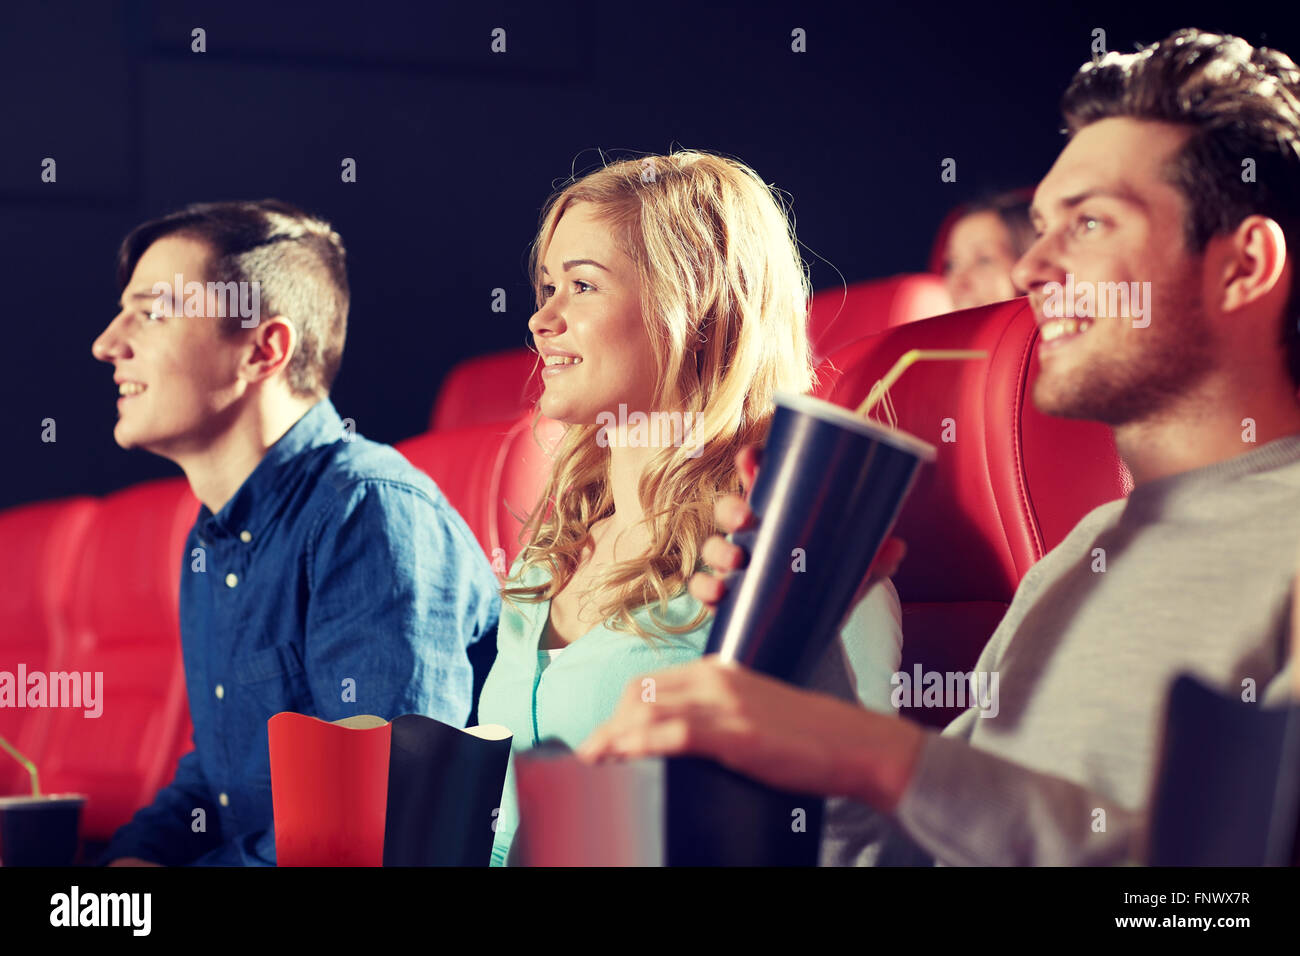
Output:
[941, 191, 1036, 309]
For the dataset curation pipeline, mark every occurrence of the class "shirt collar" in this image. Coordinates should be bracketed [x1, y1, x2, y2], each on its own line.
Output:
[197, 398, 344, 541]
[1122, 432, 1300, 518]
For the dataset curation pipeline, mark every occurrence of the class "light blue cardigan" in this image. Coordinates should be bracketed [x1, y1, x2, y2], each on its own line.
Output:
[477, 556, 904, 866]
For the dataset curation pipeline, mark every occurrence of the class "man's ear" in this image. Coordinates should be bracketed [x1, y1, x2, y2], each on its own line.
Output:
[1217, 214, 1289, 314]
[239, 315, 297, 384]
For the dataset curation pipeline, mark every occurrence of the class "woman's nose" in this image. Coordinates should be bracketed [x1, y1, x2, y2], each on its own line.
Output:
[949, 267, 972, 299]
[528, 297, 564, 338]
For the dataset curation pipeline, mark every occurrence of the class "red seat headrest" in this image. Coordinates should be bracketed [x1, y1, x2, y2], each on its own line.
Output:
[827, 298, 1132, 604]
[809, 273, 952, 363]
[398, 413, 564, 571]
[429, 350, 541, 432]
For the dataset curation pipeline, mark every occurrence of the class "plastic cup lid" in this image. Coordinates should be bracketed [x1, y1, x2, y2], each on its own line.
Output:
[0, 793, 87, 809]
[773, 391, 937, 462]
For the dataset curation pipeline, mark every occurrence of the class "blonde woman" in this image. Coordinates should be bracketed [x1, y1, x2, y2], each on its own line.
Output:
[476, 150, 903, 865]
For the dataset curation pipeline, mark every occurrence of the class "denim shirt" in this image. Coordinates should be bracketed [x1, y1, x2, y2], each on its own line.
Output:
[100, 399, 501, 866]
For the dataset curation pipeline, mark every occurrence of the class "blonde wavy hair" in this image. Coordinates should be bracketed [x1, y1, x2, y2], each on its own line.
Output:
[503, 150, 815, 639]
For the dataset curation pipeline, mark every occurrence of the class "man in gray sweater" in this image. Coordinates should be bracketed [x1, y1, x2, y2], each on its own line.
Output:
[578, 28, 1300, 865]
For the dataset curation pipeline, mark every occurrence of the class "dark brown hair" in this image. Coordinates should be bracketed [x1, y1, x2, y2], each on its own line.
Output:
[1061, 28, 1300, 388]
[117, 199, 349, 397]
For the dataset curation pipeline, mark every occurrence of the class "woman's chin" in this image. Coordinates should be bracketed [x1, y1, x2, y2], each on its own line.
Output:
[537, 396, 581, 426]
[538, 392, 606, 428]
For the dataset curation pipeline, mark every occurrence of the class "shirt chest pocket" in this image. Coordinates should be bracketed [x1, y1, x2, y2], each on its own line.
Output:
[234, 643, 312, 714]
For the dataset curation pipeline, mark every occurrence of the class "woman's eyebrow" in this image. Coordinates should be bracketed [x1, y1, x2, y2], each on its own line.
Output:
[539, 259, 611, 275]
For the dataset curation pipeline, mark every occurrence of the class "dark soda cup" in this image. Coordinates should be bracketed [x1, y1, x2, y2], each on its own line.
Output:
[706, 391, 935, 683]
[0, 794, 86, 866]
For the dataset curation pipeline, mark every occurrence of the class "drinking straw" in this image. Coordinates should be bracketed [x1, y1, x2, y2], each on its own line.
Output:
[855, 350, 989, 419]
[0, 734, 40, 797]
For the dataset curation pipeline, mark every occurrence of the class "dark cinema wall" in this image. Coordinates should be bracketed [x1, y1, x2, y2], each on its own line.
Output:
[1, 0, 1292, 509]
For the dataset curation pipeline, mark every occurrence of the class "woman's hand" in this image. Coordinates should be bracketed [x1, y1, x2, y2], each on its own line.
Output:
[688, 446, 908, 610]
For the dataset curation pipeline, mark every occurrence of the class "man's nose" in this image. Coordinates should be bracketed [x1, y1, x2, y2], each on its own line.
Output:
[1011, 235, 1060, 298]
[92, 311, 129, 363]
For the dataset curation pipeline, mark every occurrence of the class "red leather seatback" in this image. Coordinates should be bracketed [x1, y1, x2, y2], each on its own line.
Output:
[398, 412, 563, 571]
[809, 273, 952, 364]
[37, 479, 199, 838]
[0, 497, 98, 795]
[428, 349, 541, 432]
[827, 298, 1131, 725]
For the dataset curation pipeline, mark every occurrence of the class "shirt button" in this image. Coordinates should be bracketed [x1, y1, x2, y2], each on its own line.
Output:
[239, 530, 252, 543]
[225, 573, 239, 588]
[215, 683, 224, 700]
[218, 792, 230, 807]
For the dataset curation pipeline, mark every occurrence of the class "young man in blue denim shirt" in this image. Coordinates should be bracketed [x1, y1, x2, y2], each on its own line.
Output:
[90, 200, 500, 866]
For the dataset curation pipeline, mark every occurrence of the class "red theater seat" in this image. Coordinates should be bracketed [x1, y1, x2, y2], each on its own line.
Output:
[34, 479, 199, 839]
[0, 497, 98, 796]
[826, 298, 1132, 725]
[429, 349, 541, 432]
[398, 412, 563, 572]
[0, 415, 558, 848]
[808, 274, 952, 364]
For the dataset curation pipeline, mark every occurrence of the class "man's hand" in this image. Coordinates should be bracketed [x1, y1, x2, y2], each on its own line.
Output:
[689, 446, 907, 610]
[106, 857, 163, 867]
[576, 656, 926, 813]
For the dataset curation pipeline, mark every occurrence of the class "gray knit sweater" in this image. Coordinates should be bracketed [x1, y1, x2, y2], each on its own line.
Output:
[873, 434, 1300, 866]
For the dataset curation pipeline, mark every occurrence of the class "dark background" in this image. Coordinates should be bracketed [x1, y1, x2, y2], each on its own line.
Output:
[1, 0, 1295, 510]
